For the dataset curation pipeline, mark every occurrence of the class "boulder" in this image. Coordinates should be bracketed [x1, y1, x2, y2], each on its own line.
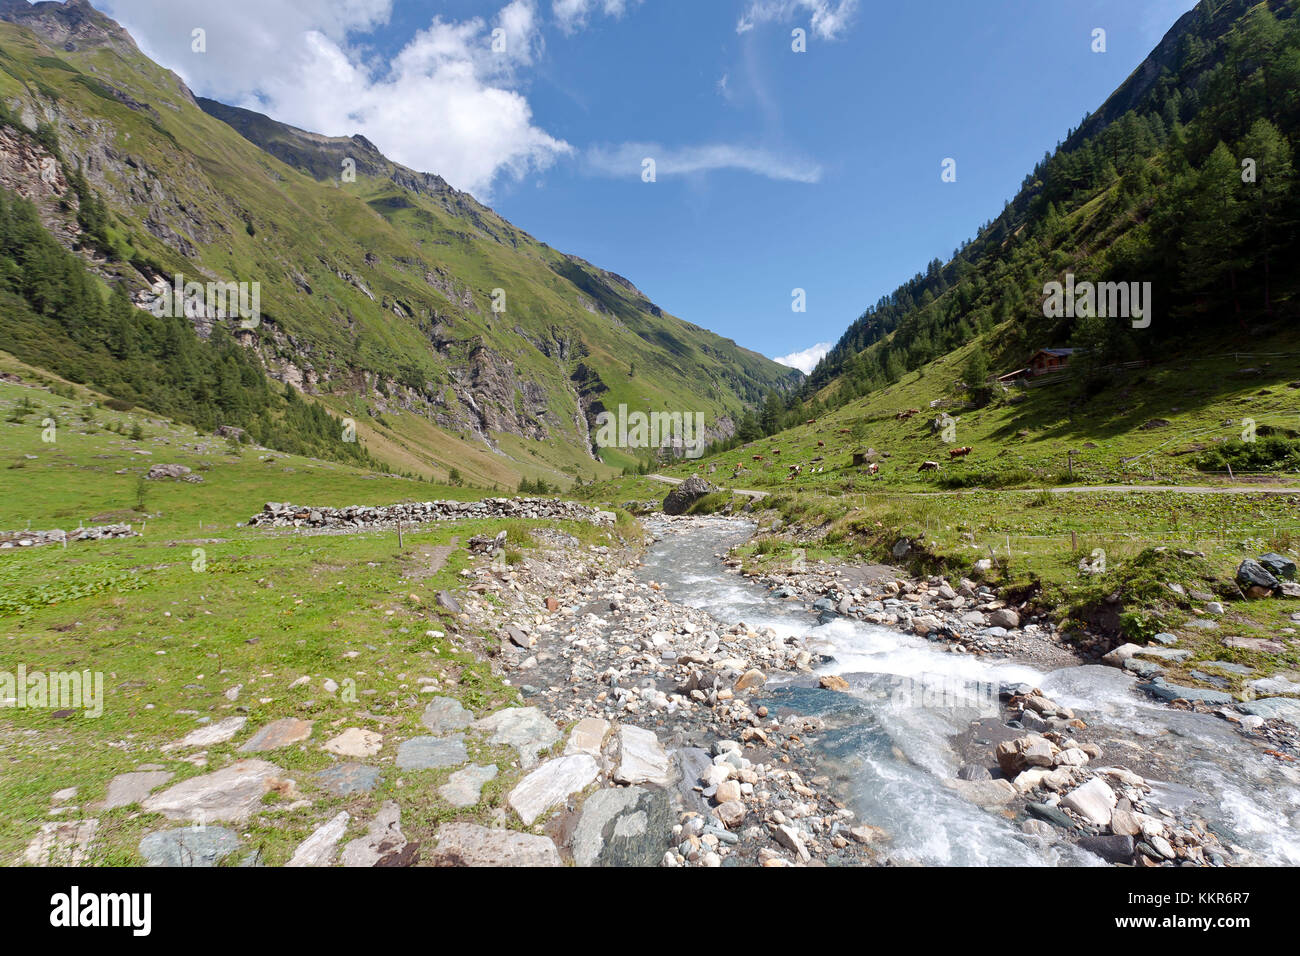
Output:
[571, 785, 672, 866]
[430, 823, 560, 867]
[1236, 559, 1281, 598]
[1258, 552, 1297, 581]
[1060, 777, 1116, 826]
[662, 476, 719, 515]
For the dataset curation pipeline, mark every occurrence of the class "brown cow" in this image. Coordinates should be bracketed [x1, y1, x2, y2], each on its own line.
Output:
[948, 446, 973, 458]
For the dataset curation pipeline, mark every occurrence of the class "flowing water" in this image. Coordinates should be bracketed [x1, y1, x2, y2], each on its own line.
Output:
[640, 517, 1300, 866]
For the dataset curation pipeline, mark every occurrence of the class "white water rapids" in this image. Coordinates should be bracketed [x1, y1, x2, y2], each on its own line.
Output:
[639, 517, 1300, 866]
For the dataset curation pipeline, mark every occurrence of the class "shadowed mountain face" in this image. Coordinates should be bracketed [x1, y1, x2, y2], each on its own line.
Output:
[0, 0, 798, 487]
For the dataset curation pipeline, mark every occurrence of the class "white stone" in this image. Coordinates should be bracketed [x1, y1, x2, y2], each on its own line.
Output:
[288, 812, 349, 867]
[508, 754, 599, 825]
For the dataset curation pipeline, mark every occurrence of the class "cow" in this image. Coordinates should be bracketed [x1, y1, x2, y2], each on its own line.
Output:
[918, 461, 940, 471]
[896, 408, 921, 420]
[867, 462, 879, 475]
[752, 455, 764, 461]
[948, 446, 973, 458]
[817, 440, 825, 447]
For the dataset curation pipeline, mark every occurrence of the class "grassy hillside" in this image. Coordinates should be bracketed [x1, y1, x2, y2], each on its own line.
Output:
[0, 2, 796, 491]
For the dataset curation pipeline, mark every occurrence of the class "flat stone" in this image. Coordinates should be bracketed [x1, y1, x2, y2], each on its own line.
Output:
[614, 725, 674, 787]
[138, 827, 240, 867]
[1224, 635, 1287, 654]
[421, 697, 472, 735]
[96, 771, 174, 810]
[142, 760, 284, 824]
[396, 734, 467, 770]
[508, 754, 599, 825]
[287, 812, 350, 867]
[564, 717, 611, 757]
[1142, 679, 1234, 705]
[430, 823, 560, 866]
[323, 728, 382, 758]
[572, 785, 673, 867]
[163, 715, 247, 750]
[238, 718, 313, 752]
[943, 777, 1017, 807]
[438, 764, 498, 808]
[471, 707, 561, 768]
[1238, 697, 1300, 723]
[20, 819, 98, 866]
[436, 590, 462, 614]
[1149, 633, 1179, 646]
[1079, 833, 1135, 864]
[1026, 802, 1077, 830]
[1060, 777, 1116, 826]
[341, 801, 416, 867]
[1135, 647, 1192, 662]
[314, 763, 381, 797]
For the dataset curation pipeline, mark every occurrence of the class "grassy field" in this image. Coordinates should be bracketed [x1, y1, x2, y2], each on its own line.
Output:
[0, 366, 632, 865]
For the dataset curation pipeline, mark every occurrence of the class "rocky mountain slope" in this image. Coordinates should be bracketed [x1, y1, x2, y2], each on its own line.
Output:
[0, 0, 797, 488]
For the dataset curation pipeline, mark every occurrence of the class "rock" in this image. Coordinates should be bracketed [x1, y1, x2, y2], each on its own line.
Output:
[989, 608, 1020, 629]
[508, 754, 600, 825]
[662, 476, 719, 515]
[1021, 819, 1057, 843]
[395, 734, 468, 770]
[715, 779, 742, 804]
[957, 764, 992, 781]
[943, 777, 1017, 807]
[1053, 748, 1090, 768]
[1110, 807, 1141, 836]
[146, 463, 191, 480]
[1142, 679, 1234, 705]
[1102, 643, 1142, 666]
[1238, 697, 1300, 723]
[819, 674, 850, 692]
[341, 801, 416, 867]
[715, 800, 747, 828]
[471, 707, 561, 768]
[734, 669, 766, 693]
[1026, 802, 1077, 830]
[238, 718, 313, 752]
[421, 697, 472, 735]
[21, 820, 98, 866]
[163, 715, 247, 750]
[96, 771, 174, 810]
[314, 763, 381, 797]
[142, 760, 283, 824]
[504, 625, 533, 649]
[438, 764, 498, 808]
[1223, 635, 1287, 654]
[572, 785, 673, 866]
[772, 824, 811, 862]
[436, 590, 462, 614]
[614, 725, 674, 787]
[430, 823, 561, 867]
[995, 736, 1054, 775]
[323, 728, 382, 758]
[287, 812, 350, 867]
[1149, 632, 1179, 645]
[1258, 552, 1297, 580]
[139, 827, 241, 867]
[1079, 834, 1135, 864]
[1236, 559, 1280, 597]
[1060, 777, 1116, 826]
[564, 717, 610, 757]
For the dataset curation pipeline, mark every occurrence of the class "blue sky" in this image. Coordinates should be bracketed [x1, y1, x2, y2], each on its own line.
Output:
[97, 0, 1200, 371]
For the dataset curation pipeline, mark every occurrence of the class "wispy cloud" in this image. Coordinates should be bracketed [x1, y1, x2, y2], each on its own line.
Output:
[552, 0, 640, 34]
[736, 1, 859, 40]
[584, 142, 822, 183]
[773, 342, 831, 374]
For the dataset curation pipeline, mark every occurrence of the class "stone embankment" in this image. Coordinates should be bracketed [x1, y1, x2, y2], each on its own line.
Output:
[246, 497, 617, 531]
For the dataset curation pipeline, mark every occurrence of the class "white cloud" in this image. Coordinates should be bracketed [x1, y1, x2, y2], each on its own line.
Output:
[585, 142, 821, 183]
[100, 0, 568, 200]
[737, 1, 859, 40]
[773, 342, 831, 375]
[552, 0, 640, 34]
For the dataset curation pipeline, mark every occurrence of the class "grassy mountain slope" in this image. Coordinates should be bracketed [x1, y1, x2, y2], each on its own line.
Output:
[0, 0, 796, 490]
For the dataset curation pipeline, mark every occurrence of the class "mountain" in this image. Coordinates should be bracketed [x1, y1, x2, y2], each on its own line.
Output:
[790, 0, 1298, 417]
[0, 0, 797, 489]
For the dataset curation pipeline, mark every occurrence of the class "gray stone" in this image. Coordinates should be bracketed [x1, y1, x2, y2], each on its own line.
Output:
[430, 823, 560, 866]
[438, 764, 498, 808]
[989, 608, 1020, 629]
[21, 820, 98, 866]
[943, 777, 1017, 807]
[341, 801, 416, 867]
[396, 734, 467, 770]
[1237, 559, 1281, 595]
[314, 763, 381, 797]
[142, 759, 283, 824]
[508, 754, 599, 825]
[287, 812, 349, 867]
[421, 697, 472, 735]
[956, 764, 992, 781]
[1079, 833, 1135, 864]
[1149, 632, 1179, 646]
[238, 718, 313, 752]
[163, 715, 247, 750]
[614, 725, 674, 787]
[436, 590, 462, 614]
[471, 707, 561, 768]
[139, 827, 240, 867]
[1239, 697, 1300, 724]
[662, 475, 718, 515]
[1259, 552, 1297, 580]
[1026, 802, 1077, 830]
[1142, 679, 1234, 705]
[97, 771, 174, 810]
[572, 785, 673, 867]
